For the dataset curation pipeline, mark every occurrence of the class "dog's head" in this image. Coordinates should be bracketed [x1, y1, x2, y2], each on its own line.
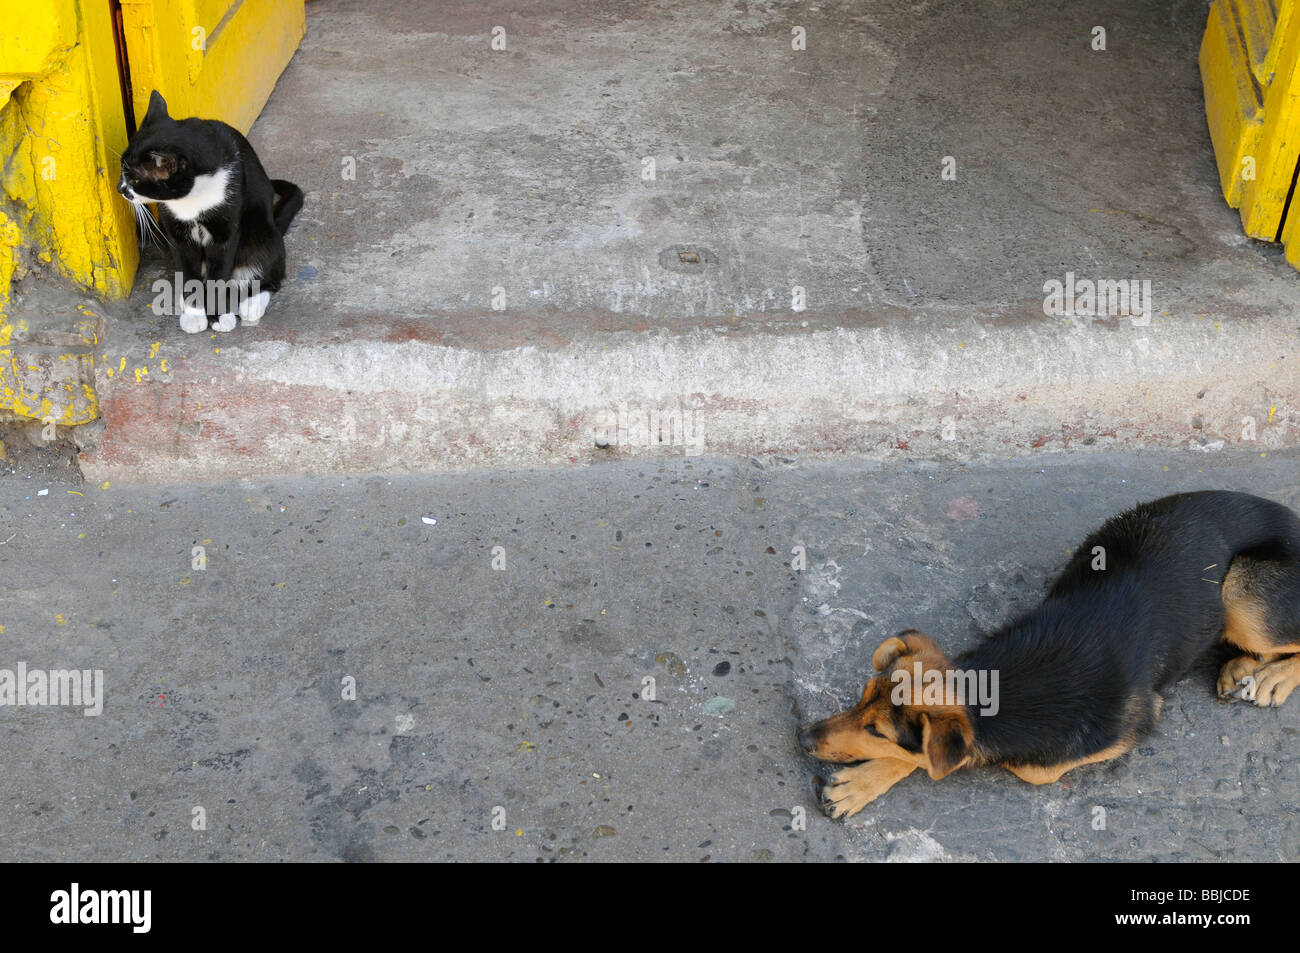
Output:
[798, 630, 974, 780]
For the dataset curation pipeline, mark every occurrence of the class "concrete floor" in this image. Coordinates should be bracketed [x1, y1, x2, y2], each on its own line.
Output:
[2, 451, 1297, 861]
[256, 0, 1294, 322]
[76, 0, 1300, 481]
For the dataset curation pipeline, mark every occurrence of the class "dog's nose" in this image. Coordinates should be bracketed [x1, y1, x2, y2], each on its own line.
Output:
[798, 726, 819, 752]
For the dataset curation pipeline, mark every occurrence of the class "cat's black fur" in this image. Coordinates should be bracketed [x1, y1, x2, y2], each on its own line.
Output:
[119, 90, 303, 332]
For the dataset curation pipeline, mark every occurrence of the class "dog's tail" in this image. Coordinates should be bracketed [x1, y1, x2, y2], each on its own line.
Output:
[271, 180, 304, 236]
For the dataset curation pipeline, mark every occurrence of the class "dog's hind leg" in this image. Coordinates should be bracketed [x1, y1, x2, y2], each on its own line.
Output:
[1219, 555, 1300, 706]
[1003, 738, 1138, 785]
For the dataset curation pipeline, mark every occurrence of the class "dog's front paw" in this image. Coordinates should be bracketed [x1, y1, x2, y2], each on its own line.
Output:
[1219, 654, 1265, 701]
[179, 306, 208, 334]
[1218, 653, 1300, 706]
[1248, 656, 1300, 707]
[820, 759, 918, 819]
[213, 313, 238, 333]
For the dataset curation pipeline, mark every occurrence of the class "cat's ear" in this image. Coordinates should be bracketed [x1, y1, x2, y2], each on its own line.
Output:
[146, 151, 182, 177]
[144, 90, 170, 123]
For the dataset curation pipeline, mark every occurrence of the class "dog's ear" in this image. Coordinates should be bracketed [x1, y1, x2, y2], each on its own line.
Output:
[872, 637, 908, 671]
[921, 710, 972, 780]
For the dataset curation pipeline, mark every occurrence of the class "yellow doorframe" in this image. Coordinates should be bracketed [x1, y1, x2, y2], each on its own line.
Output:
[0, 0, 138, 424]
[1201, 0, 1300, 268]
[120, 0, 306, 138]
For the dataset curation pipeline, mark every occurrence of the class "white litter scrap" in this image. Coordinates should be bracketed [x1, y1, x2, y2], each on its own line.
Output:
[421, 517, 437, 525]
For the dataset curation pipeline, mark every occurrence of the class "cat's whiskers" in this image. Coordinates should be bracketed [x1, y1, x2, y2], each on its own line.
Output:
[131, 205, 150, 245]
[138, 205, 155, 243]
[148, 211, 171, 248]
[133, 203, 171, 248]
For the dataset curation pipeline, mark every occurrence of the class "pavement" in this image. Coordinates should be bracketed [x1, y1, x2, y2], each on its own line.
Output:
[2, 449, 1297, 862]
[51, 0, 1300, 482]
[4, 0, 1299, 865]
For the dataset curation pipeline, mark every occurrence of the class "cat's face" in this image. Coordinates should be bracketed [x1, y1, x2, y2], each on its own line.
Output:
[118, 92, 197, 204]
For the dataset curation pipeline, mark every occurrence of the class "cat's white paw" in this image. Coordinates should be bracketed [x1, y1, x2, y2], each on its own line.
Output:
[238, 290, 270, 325]
[213, 312, 238, 333]
[179, 307, 208, 334]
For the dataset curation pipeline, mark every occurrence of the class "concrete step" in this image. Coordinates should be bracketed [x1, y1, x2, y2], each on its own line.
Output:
[77, 291, 1300, 483]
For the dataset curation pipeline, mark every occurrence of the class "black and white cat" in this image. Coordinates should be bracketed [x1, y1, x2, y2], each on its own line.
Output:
[118, 91, 304, 333]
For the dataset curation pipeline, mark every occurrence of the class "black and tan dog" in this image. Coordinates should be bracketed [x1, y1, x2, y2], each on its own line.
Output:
[799, 490, 1300, 818]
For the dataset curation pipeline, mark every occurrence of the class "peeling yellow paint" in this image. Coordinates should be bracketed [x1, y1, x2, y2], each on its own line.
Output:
[0, 0, 135, 422]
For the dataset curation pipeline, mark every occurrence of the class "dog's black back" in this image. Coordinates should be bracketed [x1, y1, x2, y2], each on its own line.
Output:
[960, 491, 1300, 766]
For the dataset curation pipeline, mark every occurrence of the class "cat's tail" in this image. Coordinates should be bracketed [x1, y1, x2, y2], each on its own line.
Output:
[271, 180, 305, 236]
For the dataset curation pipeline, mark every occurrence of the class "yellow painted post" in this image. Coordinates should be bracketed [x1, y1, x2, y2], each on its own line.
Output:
[1, 0, 138, 424]
[1200, 0, 1267, 210]
[121, 0, 305, 135]
[1200, 0, 1300, 260]
[1285, 192, 1300, 270]
[1236, 2, 1300, 241]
